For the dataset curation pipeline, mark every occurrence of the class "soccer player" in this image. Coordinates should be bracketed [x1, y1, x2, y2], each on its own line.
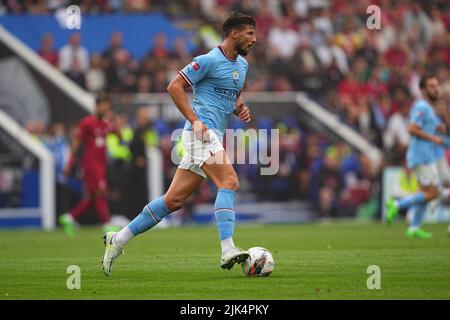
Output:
[102, 12, 256, 276]
[432, 100, 450, 197]
[386, 76, 443, 238]
[425, 99, 450, 216]
[59, 93, 120, 237]
[436, 99, 450, 236]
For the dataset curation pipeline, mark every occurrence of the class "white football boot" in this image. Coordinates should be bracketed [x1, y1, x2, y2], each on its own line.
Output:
[102, 232, 124, 276]
[220, 247, 249, 270]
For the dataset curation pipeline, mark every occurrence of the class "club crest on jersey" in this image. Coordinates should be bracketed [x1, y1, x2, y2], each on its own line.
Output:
[232, 70, 239, 79]
[191, 61, 200, 71]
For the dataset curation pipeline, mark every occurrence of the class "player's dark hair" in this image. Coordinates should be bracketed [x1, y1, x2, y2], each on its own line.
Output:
[222, 12, 256, 37]
[96, 92, 110, 105]
[419, 75, 436, 89]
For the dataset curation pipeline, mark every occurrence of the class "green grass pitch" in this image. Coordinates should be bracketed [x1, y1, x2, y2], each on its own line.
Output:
[0, 221, 449, 299]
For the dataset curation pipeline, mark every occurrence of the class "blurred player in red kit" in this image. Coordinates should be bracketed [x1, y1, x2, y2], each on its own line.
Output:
[59, 93, 120, 237]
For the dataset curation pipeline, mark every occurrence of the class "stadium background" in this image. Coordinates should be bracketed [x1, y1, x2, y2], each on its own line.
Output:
[0, 0, 450, 229]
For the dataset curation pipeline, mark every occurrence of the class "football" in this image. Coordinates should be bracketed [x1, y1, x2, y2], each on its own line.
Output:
[241, 247, 274, 277]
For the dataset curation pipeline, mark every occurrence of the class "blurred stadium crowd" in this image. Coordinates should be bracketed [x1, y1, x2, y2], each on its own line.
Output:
[2, 0, 450, 220]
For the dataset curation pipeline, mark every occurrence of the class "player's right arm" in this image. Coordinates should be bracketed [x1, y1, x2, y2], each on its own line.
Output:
[408, 123, 443, 144]
[63, 137, 82, 177]
[167, 74, 200, 125]
[63, 120, 85, 177]
[408, 104, 443, 144]
[168, 55, 213, 142]
[167, 74, 209, 142]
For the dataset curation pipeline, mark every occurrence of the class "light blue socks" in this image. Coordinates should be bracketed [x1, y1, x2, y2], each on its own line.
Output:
[410, 203, 427, 229]
[214, 189, 236, 241]
[128, 196, 172, 235]
[397, 192, 426, 210]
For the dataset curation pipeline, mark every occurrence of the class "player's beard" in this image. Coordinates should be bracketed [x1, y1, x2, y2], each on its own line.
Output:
[237, 40, 254, 56]
[427, 92, 439, 102]
[237, 45, 248, 56]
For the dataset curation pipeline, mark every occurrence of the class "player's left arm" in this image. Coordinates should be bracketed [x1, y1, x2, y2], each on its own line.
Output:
[63, 136, 82, 177]
[234, 92, 251, 123]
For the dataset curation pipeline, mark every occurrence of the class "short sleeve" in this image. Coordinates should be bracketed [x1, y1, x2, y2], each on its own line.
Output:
[179, 54, 213, 86]
[409, 104, 426, 128]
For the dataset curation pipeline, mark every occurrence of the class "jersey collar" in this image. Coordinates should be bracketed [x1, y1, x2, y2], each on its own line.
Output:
[218, 45, 237, 62]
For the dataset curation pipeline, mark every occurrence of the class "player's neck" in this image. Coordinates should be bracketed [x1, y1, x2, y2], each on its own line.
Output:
[220, 41, 238, 61]
[423, 97, 434, 106]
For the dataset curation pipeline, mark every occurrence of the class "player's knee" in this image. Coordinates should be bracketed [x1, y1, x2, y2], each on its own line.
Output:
[221, 174, 239, 191]
[424, 187, 439, 200]
[430, 187, 440, 199]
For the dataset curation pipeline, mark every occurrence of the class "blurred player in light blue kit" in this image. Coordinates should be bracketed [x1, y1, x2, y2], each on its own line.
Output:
[429, 99, 450, 233]
[101, 12, 257, 275]
[432, 100, 450, 198]
[386, 76, 444, 238]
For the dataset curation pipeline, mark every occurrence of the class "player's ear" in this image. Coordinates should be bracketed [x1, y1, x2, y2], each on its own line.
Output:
[231, 28, 239, 40]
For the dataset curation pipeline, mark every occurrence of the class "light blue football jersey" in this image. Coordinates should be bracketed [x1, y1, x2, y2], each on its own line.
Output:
[406, 99, 441, 168]
[179, 45, 249, 139]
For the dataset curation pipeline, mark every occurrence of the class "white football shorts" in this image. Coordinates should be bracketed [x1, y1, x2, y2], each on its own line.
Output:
[413, 162, 440, 187]
[178, 129, 224, 178]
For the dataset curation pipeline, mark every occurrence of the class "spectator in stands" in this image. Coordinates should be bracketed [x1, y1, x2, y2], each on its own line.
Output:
[427, 35, 450, 68]
[85, 53, 106, 93]
[317, 145, 343, 218]
[272, 120, 301, 200]
[436, 65, 450, 101]
[25, 120, 47, 142]
[429, 6, 447, 40]
[123, 0, 150, 12]
[147, 32, 169, 59]
[383, 99, 410, 165]
[125, 106, 159, 215]
[106, 114, 133, 215]
[384, 37, 410, 68]
[313, 6, 334, 37]
[135, 74, 152, 94]
[169, 36, 192, 66]
[46, 0, 70, 12]
[316, 34, 349, 75]
[339, 153, 374, 217]
[103, 31, 125, 66]
[38, 33, 58, 67]
[289, 38, 324, 95]
[254, 0, 277, 39]
[164, 59, 181, 85]
[337, 71, 361, 100]
[267, 18, 300, 61]
[43, 122, 71, 214]
[106, 48, 136, 92]
[152, 70, 169, 93]
[82, 0, 111, 13]
[59, 33, 90, 88]
[404, 0, 433, 49]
